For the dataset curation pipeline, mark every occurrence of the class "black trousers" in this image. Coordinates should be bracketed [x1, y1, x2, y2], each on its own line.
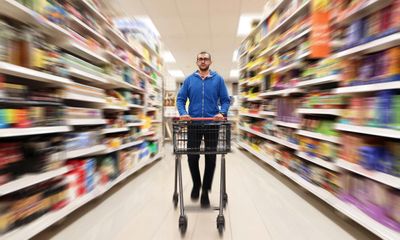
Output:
[187, 124, 219, 191]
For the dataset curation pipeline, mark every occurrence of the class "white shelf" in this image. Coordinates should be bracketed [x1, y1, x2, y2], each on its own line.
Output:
[102, 128, 130, 134]
[334, 81, 400, 94]
[105, 26, 144, 59]
[0, 167, 70, 196]
[147, 107, 157, 112]
[239, 113, 265, 119]
[337, 159, 400, 189]
[297, 108, 342, 116]
[275, 121, 300, 129]
[151, 120, 162, 123]
[0, 126, 71, 138]
[259, 88, 303, 97]
[66, 145, 107, 159]
[275, 28, 311, 53]
[297, 130, 340, 144]
[104, 140, 144, 154]
[338, 0, 392, 25]
[141, 131, 156, 137]
[259, 111, 276, 116]
[336, 124, 400, 139]
[64, 92, 106, 104]
[274, 61, 304, 74]
[259, 66, 277, 75]
[296, 152, 339, 172]
[80, 0, 109, 24]
[334, 32, 400, 58]
[238, 141, 400, 240]
[247, 97, 263, 102]
[127, 122, 145, 127]
[239, 126, 298, 150]
[0, 152, 160, 240]
[103, 105, 129, 111]
[129, 104, 145, 109]
[69, 67, 109, 86]
[0, 61, 72, 86]
[62, 41, 109, 66]
[66, 119, 107, 126]
[107, 78, 144, 92]
[297, 75, 340, 88]
[68, 14, 108, 45]
[259, 46, 277, 58]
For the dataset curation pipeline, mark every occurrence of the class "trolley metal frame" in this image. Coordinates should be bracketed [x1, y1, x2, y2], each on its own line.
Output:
[172, 118, 231, 234]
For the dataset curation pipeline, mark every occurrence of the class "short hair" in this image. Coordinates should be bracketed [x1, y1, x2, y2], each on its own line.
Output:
[197, 51, 211, 60]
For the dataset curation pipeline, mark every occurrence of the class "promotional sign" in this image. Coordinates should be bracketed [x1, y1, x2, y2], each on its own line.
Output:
[310, 0, 331, 58]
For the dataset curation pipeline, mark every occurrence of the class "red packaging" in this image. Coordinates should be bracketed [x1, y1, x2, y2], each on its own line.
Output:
[390, 0, 400, 31]
[380, 7, 392, 33]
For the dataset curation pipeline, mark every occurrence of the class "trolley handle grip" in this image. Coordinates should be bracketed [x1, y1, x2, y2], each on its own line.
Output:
[173, 117, 227, 121]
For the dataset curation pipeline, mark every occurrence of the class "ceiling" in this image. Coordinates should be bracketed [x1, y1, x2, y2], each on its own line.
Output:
[104, 0, 267, 81]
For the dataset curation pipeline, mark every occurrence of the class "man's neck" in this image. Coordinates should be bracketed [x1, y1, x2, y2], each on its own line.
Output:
[198, 70, 210, 80]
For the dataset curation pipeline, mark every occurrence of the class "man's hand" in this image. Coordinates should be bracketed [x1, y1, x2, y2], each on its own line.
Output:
[213, 113, 225, 121]
[180, 115, 191, 121]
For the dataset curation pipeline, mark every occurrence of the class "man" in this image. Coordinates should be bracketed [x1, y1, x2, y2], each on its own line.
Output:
[176, 51, 230, 208]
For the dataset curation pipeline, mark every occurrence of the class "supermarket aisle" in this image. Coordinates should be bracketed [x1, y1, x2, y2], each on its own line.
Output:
[34, 144, 378, 240]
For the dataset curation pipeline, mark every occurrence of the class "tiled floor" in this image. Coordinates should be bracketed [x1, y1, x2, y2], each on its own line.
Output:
[34, 144, 379, 240]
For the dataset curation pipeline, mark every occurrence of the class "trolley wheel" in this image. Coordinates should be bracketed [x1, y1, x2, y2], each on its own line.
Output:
[179, 216, 188, 235]
[216, 215, 225, 234]
[223, 193, 228, 208]
[172, 193, 178, 208]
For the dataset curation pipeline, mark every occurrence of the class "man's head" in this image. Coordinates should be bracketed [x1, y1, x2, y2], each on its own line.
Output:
[196, 51, 212, 72]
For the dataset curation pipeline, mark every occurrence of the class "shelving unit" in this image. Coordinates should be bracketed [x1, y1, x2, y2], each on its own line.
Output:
[0, 0, 165, 238]
[238, 0, 400, 238]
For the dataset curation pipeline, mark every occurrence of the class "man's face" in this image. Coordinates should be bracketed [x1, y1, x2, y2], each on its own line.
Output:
[196, 53, 212, 71]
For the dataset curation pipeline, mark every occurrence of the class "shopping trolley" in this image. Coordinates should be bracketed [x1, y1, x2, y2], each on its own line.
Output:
[172, 118, 231, 234]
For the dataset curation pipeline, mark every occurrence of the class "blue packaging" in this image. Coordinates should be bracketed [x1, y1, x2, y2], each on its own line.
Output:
[377, 90, 394, 127]
[359, 146, 384, 170]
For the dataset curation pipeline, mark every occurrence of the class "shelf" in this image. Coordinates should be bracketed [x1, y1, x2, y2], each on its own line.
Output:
[0, 126, 71, 138]
[64, 92, 106, 104]
[275, 28, 311, 53]
[338, 0, 392, 26]
[107, 78, 145, 92]
[66, 144, 107, 159]
[239, 126, 298, 150]
[247, 97, 263, 102]
[296, 152, 339, 172]
[151, 120, 162, 123]
[334, 33, 400, 58]
[334, 81, 400, 94]
[61, 41, 109, 66]
[296, 75, 340, 88]
[247, 62, 264, 71]
[336, 124, 400, 139]
[0, 61, 72, 86]
[0, 152, 159, 240]
[274, 61, 304, 74]
[239, 113, 265, 119]
[66, 118, 107, 126]
[297, 108, 342, 116]
[146, 107, 157, 112]
[297, 130, 340, 144]
[127, 122, 145, 127]
[259, 0, 311, 46]
[259, 111, 276, 116]
[79, 0, 109, 24]
[69, 67, 109, 86]
[141, 131, 156, 137]
[337, 159, 400, 189]
[104, 140, 144, 154]
[103, 105, 129, 111]
[239, 141, 400, 240]
[259, 46, 277, 58]
[275, 121, 300, 129]
[259, 88, 303, 97]
[129, 104, 145, 109]
[105, 26, 144, 59]
[68, 14, 108, 45]
[102, 127, 129, 134]
[0, 167, 70, 196]
[259, 66, 277, 75]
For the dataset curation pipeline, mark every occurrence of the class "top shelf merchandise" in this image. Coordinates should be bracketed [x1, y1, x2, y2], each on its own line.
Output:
[238, 1, 400, 239]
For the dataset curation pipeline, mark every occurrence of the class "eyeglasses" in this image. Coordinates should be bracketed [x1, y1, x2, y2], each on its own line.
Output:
[197, 58, 210, 62]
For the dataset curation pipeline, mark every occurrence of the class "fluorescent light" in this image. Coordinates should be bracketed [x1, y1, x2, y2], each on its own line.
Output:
[237, 14, 261, 37]
[168, 70, 185, 78]
[162, 51, 176, 63]
[230, 69, 239, 78]
[232, 49, 238, 62]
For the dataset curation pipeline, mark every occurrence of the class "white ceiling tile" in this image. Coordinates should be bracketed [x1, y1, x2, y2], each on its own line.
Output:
[151, 17, 186, 37]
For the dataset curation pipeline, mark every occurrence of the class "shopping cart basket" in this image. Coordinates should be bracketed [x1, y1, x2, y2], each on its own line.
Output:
[172, 118, 231, 234]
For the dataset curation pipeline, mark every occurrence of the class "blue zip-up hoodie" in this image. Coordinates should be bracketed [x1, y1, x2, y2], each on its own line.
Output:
[176, 70, 230, 118]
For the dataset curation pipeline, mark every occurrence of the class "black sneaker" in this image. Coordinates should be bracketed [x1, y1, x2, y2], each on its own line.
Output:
[191, 185, 200, 201]
[201, 191, 210, 208]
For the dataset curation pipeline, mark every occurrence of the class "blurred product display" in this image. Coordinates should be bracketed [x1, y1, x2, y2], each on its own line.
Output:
[238, 0, 400, 238]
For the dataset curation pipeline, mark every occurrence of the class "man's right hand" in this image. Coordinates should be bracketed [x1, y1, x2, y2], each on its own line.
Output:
[180, 115, 191, 121]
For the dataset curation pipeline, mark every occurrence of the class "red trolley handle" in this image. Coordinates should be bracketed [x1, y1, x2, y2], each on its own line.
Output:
[173, 117, 228, 121]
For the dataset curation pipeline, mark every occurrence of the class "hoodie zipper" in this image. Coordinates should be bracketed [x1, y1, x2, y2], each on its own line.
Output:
[202, 80, 205, 117]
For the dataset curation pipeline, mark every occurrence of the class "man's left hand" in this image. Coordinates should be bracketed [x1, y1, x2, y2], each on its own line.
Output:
[213, 113, 225, 121]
